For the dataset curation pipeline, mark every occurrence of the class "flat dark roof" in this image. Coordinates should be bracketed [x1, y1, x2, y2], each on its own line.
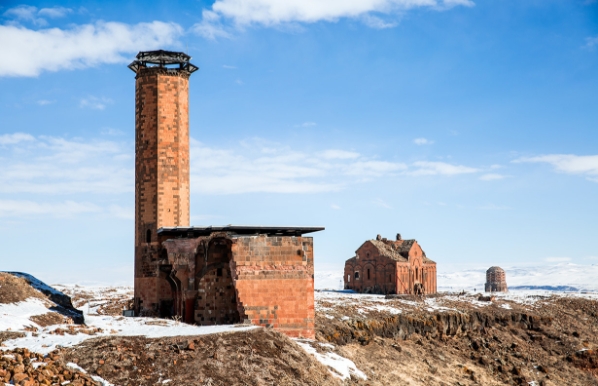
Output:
[157, 225, 325, 237]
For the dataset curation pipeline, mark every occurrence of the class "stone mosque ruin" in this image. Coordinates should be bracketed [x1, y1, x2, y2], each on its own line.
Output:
[344, 234, 437, 295]
[485, 266, 508, 293]
[129, 50, 323, 338]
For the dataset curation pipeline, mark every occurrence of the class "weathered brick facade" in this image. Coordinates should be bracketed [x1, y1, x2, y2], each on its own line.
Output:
[129, 51, 321, 338]
[159, 232, 316, 338]
[485, 266, 508, 293]
[344, 234, 437, 295]
[132, 52, 192, 313]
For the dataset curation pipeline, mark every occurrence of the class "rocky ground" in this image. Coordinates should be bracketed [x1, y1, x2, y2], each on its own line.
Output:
[2, 274, 598, 385]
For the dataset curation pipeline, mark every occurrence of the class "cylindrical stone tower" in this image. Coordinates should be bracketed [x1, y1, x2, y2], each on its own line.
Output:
[485, 266, 508, 293]
[129, 50, 198, 314]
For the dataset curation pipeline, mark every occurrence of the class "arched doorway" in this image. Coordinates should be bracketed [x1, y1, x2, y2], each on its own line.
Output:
[194, 237, 241, 325]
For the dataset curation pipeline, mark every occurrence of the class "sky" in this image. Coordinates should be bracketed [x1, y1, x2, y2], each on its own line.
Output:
[0, 0, 597, 284]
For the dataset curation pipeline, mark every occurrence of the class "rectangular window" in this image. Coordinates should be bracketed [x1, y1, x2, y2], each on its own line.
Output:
[348, 275, 350, 282]
[367, 269, 370, 280]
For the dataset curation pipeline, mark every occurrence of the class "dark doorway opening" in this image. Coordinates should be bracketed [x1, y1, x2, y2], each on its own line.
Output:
[194, 238, 241, 325]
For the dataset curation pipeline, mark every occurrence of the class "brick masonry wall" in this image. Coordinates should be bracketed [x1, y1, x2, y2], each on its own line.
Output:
[231, 235, 315, 338]
[134, 67, 191, 309]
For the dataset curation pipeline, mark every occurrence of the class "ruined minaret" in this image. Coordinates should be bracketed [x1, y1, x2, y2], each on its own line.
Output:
[129, 50, 198, 313]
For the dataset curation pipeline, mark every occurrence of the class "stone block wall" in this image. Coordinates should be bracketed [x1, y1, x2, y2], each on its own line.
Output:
[231, 235, 315, 338]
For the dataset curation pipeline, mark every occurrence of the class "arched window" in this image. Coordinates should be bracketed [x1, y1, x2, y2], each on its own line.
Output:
[146, 229, 152, 244]
[354, 271, 360, 280]
[415, 267, 419, 280]
[347, 274, 351, 283]
[367, 268, 371, 280]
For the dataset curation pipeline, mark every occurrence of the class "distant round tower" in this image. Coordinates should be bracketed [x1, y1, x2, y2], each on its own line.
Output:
[485, 266, 508, 293]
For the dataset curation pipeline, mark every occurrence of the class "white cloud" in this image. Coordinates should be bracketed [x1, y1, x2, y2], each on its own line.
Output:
[192, 10, 232, 40]
[190, 139, 411, 194]
[4, 5, 72, 26]
[193, 0, 474, 37]
[321, 149, 360, 159]
[0, 132, 35, 145]
[409, 161, 479, 176]
[3, 5, 47, 26]
[37, 99, 55, 105]
[211, 0, 473, 25]
[479, 173, 507, 181]
[0, 21, 182, 77]
[331, 204, 341, 210]
[585, 35, 598, 49]
[80, 96, 113, 110]
[0, 133, 132, 194]
[0, 133, 482, 199]
[515, 154, 598, 181]
[0, 199, 101, 218]
[413, 137, 433, 145]
[222, 64, 237, 69]
[38, 7, 73, 18]
[295, 121, 317, 128]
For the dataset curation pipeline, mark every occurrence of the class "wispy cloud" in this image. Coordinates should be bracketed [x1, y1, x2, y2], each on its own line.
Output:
[479, 173, 507, 181]
[4, 5, 73, 27]
[37, 99, 55, 106]
[0, 21, 182, 77]
[408, 161, 479, 176]
[295, 121, 317, 128]
[80, 96, 113, 110]
[585, 35, 598, 49]
[515, 154, 598, 182]
[222, 64, 237, 69]
[192, 0, 474, 38]
[0, 199, 100, 218]
[0, 133, 132, 194]
[331, 204, 341, 210]
[320, 150, 360, 160]
[0, 132, 482, 198]
[190, 140, 477, 194]
[413, 137, 433, 145]
[0, 132, 35, 145]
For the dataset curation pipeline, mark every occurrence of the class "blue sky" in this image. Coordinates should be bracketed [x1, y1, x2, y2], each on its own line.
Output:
[0, 0, 597, 284]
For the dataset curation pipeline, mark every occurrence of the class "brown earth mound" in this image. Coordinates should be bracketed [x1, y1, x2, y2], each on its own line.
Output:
[0, 272, 45, 304]
[63, 328, 339, 386]
[0, 272, 84, 323]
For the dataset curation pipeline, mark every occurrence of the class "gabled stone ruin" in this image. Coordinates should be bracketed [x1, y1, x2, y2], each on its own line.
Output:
[343, 233, 437, 295]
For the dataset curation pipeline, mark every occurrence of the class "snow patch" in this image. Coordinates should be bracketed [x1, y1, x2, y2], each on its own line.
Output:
[295, 340, 367, 380]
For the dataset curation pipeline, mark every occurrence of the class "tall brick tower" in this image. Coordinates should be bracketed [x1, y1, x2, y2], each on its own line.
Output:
[129, 50, 198, 314]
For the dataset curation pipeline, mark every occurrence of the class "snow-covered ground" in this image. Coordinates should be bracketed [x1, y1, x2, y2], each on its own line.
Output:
[0, 297, 256, 355]
[315, 262, 598, 293]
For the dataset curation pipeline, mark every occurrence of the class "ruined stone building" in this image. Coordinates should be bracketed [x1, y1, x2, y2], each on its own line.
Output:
[485, 266, 508, 293]
[129, 50, 323, 338]
[344, 234, 437, 295]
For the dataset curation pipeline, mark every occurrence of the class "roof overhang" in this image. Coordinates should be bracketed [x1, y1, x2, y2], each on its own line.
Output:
[157, 225, 325, 238]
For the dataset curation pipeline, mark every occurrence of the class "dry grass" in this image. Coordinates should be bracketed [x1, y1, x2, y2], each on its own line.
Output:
[0, 272, 45, 304]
